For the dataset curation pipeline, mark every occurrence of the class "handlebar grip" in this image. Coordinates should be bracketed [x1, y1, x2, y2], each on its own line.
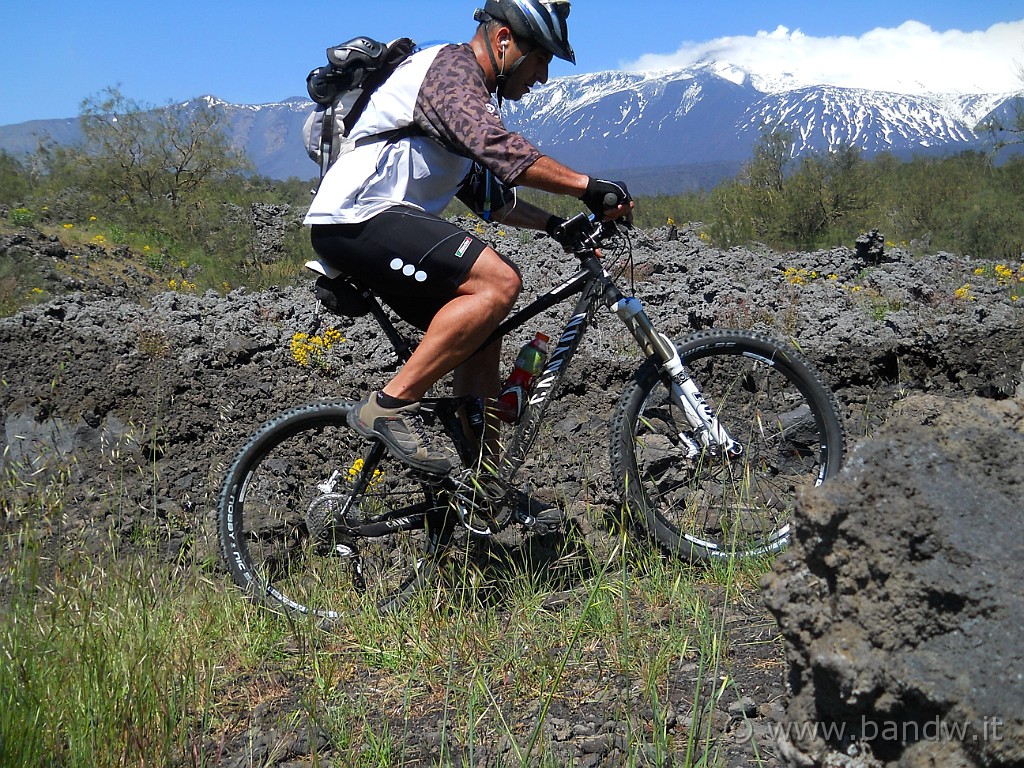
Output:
[603, 192, 621, 209]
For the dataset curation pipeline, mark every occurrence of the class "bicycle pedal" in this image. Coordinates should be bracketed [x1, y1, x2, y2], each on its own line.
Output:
[513, 495, 564, 534]
[332, 543, 357, 558]
[513, 510, 563, 535]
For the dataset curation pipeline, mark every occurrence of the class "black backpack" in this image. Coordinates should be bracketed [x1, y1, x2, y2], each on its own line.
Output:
[303, 36, 417, 181]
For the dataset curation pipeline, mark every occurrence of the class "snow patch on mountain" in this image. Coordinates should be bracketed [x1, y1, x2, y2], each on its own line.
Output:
[1, 58, 1019, 187]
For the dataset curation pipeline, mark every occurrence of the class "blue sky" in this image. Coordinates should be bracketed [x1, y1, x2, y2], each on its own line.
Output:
[2, 0, 1023, 125]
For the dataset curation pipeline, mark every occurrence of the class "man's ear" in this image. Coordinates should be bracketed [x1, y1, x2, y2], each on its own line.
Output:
[496, 27, 512, 54]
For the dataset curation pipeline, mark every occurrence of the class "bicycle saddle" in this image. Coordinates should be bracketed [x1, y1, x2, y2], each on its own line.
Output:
[305, 258, 373, 317]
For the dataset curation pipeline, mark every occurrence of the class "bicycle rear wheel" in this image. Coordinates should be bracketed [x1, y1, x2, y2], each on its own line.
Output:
[611, 329, 845, 561]
[218, 401, 452, 620]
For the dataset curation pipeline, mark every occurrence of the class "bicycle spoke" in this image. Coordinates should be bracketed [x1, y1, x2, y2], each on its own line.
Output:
[219, 404, 451, 619]
[614, 330, 844, 561]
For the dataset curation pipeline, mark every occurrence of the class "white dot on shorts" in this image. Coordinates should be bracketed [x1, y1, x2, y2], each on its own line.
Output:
[415, 270, 427, 282]
[402, 264, 415, 276]
[390, 258, 404, 271]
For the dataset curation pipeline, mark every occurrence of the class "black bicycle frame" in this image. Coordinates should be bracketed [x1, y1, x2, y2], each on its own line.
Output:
[346, 250, 615, 483]
[487, 255, 613, 484]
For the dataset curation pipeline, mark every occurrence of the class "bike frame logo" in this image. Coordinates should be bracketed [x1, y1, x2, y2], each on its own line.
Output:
[529, 311, 587, 406]
[674, 372, 717, 423]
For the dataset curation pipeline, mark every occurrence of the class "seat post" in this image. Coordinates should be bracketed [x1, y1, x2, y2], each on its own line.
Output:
[359, 288, 414, 363]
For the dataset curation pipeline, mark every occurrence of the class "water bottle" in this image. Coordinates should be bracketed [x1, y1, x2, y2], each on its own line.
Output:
[496, 332, 549, 423]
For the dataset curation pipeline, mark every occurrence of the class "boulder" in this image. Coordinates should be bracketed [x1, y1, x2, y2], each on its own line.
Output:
[764, 395, 1024, 767]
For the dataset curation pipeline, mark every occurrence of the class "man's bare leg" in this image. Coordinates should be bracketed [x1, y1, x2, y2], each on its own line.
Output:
[453, 339, 503, 465]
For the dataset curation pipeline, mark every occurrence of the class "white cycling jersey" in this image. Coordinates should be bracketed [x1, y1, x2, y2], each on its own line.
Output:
[304, 43, 540, 226]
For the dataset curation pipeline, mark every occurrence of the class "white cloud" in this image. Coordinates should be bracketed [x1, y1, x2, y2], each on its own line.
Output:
[623, 19, 1024, 94]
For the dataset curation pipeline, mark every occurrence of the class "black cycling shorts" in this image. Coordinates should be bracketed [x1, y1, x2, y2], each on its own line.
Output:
[310, 206, 490, 330]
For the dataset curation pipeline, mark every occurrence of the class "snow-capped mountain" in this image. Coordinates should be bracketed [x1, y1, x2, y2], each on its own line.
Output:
[0, 61, 1018, 193]
[500, 61, 1018, 175]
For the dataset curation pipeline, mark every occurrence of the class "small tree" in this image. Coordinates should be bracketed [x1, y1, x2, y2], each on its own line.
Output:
[744, 127, 796, 243]
[0, 151, 30, 207]
[747, 127, 793, 196]
[76, 87, 249, 217]
[977, 63, 1024, 153]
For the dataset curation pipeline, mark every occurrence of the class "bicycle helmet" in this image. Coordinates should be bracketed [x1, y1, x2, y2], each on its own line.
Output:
[474, 0, 575, 64]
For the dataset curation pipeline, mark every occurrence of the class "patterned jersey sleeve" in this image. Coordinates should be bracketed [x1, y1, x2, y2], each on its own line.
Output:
[414, 44, 541, 185]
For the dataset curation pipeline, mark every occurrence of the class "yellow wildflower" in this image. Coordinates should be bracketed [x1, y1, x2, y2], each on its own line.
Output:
[290, 328, 346, 368]
[953, 283, 975, 302]
[784, 267, 810, 286]
[348, 457, 384, 487]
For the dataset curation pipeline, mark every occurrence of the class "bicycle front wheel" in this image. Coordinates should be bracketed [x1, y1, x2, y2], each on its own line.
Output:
[218, 401, 451, 620]
[611, 329, 845, 561]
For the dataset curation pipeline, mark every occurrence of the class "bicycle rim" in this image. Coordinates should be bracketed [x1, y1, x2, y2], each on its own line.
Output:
[615, 330, 845, 561]
[218, 402, 450, 619]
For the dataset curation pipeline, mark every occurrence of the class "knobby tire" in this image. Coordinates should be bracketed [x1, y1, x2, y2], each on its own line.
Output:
[611, 329, 845, 561]
[217, 400, 451, 620]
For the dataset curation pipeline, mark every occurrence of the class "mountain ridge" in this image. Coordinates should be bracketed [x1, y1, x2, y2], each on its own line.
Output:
[0, 61, 1019, 192]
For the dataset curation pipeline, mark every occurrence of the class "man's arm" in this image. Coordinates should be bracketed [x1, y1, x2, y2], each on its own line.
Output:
[513, 155, 589, 197]
[455, 161, 567, 231]
[459, 155, 633, 231]
[492, 197, 552, 230]
[514, 156, 634, 224]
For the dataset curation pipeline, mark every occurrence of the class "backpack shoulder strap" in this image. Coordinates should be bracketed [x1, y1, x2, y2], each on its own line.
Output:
[318, 102, 336, 180]
[341, 37, 417, 135]
[315, 38, 419, 184]
[351, 126, 417, 150]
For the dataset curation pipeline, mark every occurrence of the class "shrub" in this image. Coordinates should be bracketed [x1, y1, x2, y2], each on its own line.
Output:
[9, 207, 34, 227]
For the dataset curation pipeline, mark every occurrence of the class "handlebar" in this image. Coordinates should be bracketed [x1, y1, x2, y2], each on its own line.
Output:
[553, 212, 625, 254]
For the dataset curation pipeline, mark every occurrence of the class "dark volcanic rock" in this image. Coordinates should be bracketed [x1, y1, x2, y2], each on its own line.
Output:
[2, 220, 1023, 766]
[763, 395, 1024, 767]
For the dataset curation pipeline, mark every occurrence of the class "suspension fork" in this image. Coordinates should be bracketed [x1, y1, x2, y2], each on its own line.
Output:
[603, 282, 739, 457]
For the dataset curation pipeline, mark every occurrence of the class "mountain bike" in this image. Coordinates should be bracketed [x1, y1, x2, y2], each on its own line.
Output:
[218, 213, 846, 620]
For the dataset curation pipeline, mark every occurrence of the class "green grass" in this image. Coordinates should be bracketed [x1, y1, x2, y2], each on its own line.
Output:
[0, 215, 315, 318]
[1, 546, 218, 766]
[0, 453, 771, 767]
[0, 353, 773, 766]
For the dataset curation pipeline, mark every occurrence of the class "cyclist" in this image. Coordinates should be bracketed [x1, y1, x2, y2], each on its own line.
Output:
[304, 0, 632, 477]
